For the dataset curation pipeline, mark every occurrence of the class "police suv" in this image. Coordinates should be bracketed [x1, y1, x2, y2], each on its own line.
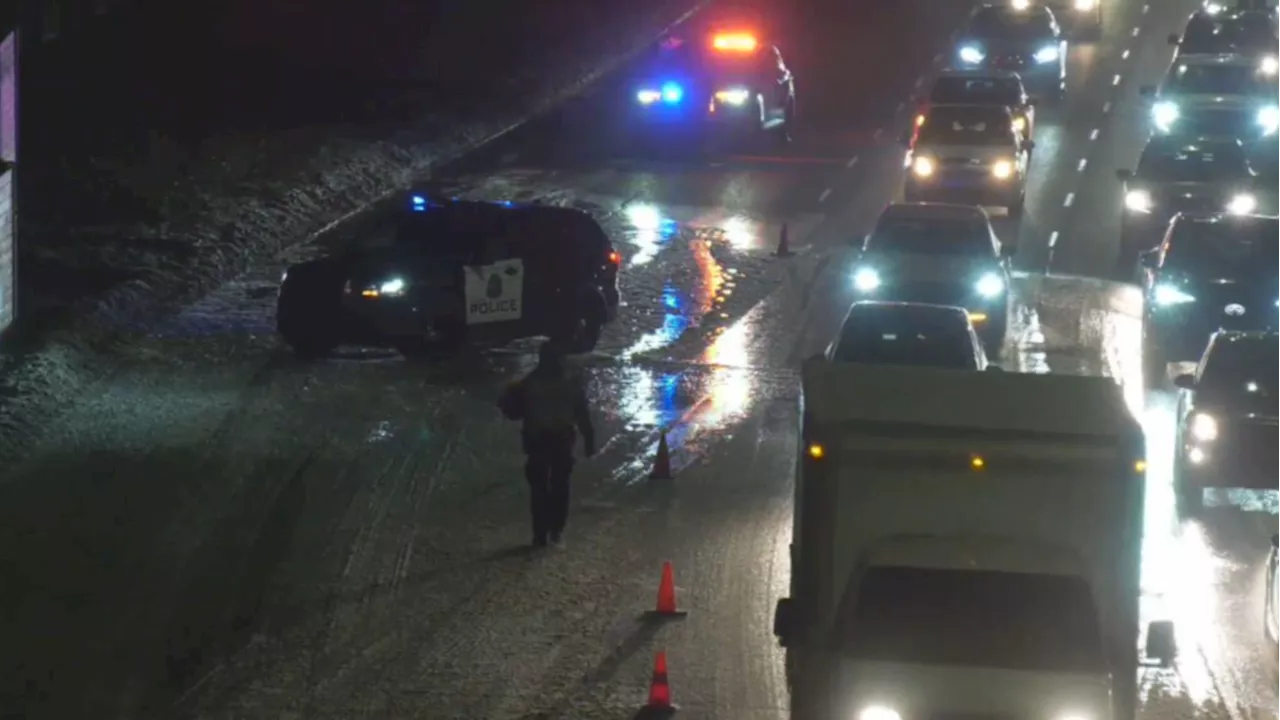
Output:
[276, 195, 622, 358]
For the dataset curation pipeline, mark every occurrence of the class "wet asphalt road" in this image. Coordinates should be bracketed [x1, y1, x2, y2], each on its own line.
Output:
[1, 0, 1277, 717]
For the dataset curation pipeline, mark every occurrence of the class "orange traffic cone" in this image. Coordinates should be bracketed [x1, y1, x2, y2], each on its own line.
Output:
[650, 561, 688, 617]
[650, 432, 673, 480]
[645, 651, 678, 712]
[775, 222, 792, 257]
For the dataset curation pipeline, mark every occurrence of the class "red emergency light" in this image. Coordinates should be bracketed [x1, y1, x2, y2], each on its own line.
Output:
[711, 32, 758, 52]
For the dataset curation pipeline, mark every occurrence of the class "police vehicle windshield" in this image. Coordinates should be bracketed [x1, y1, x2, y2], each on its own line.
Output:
[866, 215, 995, 256]
[917, 107, 1014, 145]
[1165, 219, 1279, 278]
[967, 7, 1056, 40]
[834, 309, 977, 368]
[840, 567, 1108, 673]
[1165, 62, 1271, 94]
[930, 76, 1022, 105]
[1136, 142, 1252, 182]
[1198, 336, 1280, 410]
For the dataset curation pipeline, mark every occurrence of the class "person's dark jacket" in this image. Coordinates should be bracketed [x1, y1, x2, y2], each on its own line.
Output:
[499, 347, 596, 456]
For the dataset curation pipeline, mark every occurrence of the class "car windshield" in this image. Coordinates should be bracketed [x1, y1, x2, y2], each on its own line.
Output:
[1183, 18, 1278, 54]
[834, 312, 977, 368]
[866, 217, 995, 255]
[1136, 144, 1250, 181]
[1165, 63, 1271, 94]
[1199, 338, 1280, 410]
[839, 567, 1108, 673]
[917, 108, 1014, 145]
[929, 77, 1022, 105]
[967, 8, 1054, 40]
[1165, 220, 1278, 278]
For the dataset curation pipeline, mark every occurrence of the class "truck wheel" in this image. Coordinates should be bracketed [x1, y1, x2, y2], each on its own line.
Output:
[277, 264, 343, 358]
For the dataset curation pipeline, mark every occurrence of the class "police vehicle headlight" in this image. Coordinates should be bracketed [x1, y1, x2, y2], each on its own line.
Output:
[1152, 101, 1179, 131]
[1034, 46, 1060, 63]
[378, 277, 407, 296]
[636, 89, 662, 104]
[976, 272, 1006, 297]
[1189, 412, 1219, 442]
[1153, 283, 1195, 305]
[1226, 193, 1257, 214]
[1074, 0, 1097, 9]
[714, 87, 751, 106]
[959, 45, 984, 64]
[912, 156, 936, 177]
[1260, 56, 1278, 75]
[859, 706, 902, 720]
[853, 267, 882, 292]
[1124, 189, 1153, 212]
[1257, 105, 1278, 133]
[992, 159, 1015, 179]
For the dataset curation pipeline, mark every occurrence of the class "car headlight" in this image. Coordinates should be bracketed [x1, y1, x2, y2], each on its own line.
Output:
[1074, 0, 1097, 9]
[636, 89, 662, 104]
[1226, 193, 1257, 214]
[859, 706, 902, 720]
[1124, 189, 1153, 212]
[378, 277, 407, 296]
[992, 159, 1015, 179]
[1034, 46, 1060, 63]
[714, 87, 751, 105]
[1153, 283, 1195, 305]
[1011, 0, 1030, 8]
[1261, 56, 1278, 75]
[976, 272, 1006, 297]
[853, 267, 882, 292]
[1012, 115, 1027, 132]
[1152, 101, 1179, 130]
[1257, 105, 1278, 134]
[1204, 1, 1224, 13]
[1189, 412, 1218, 442]
[959, 45, 984, 64]
[912, 156, 936, 177]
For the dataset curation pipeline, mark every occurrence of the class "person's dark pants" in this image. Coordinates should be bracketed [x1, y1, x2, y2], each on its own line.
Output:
[523, 432, 575, 542]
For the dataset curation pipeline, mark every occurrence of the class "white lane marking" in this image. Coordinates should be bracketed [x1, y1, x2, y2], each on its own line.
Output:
[1132, 26, 1141, 37]
[1090, 128, 1100, 140]
[1049, 230, 1060, 248]
[1113, 74, 1122, 86]
[1122, 49, 1131, 59]
[1077, 158, 1088, 172]
[819, 188, 832, 203]
[1102, 101, 1112, 113]
[847, 155, 859, 168]
[1063, 193, 1075, 207]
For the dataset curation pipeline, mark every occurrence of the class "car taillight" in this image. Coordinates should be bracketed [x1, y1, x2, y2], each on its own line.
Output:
[607, 250, 621, 265]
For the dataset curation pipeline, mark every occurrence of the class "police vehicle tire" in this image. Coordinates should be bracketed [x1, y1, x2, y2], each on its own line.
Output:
[277, 262, 343, 358]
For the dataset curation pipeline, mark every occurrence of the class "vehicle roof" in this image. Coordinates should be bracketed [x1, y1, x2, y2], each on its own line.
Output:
[844, 300, 973, 321]
[879, 202, 993, 222]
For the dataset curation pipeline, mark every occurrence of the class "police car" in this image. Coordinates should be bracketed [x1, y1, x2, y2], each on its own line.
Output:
[919, 69, 1038, 143]
[904, 104, 1033, 216]
[1140, 55, 1279, 144]
[953, 4, 1068, 98]
[276, 195, 622, 358]
[629, 25, 796, 144]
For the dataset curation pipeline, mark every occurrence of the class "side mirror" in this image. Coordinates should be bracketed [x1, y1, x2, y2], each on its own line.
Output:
[774, 597, 796, 645]
[1116, 169, 1133, 180]
[1167, 33, 1180, 45]
[1144, 620, 1177, 667]
[1139, 85, 1156, 97]
[1173, 373, 1196, 390]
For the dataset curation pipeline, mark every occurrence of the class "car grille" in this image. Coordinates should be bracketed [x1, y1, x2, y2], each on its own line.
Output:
[1182, 109, 1252, 137]
[1195, 284, 1278, 331]
[990, 54, 1025, 69]
[938, 157, 988, 169]
[1221, 418, 1280, 473]
[1162, 193, 1222, 214]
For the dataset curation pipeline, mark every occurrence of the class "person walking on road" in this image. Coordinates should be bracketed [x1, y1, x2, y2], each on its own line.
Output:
[498, 341, 596, 547]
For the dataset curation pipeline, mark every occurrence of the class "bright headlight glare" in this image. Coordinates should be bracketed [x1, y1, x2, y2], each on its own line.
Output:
[912, 156, 936, 177]
[379, 277, 407, 296]
[1257, 105, 1278, 132]
[1153, 283, 1195, 305]
[1058, 713, 1092, 720]
[1189, 412, 1218, 442]
[715, 88, 750, 105]
[853, 267, 882, 292]
[1205, 1, 1224, 12]
[992, 159, 1014, 179]
[1011, 0, 1030, 8]
[859, 706, 902, 720]
[1012, 115, 1027, 131]
[1074, 0, 1096, 9]
[636, 89, 661, 104]
[1261, 56, 1278, 75]
[959, 45, 984, 64]
[976, 272, 1005, 297]
[1226, 193, 1257, 214]
[1034, 46, 1060, 63]
[1152, 101, 1179, 129]
[1124, 189, 1153, 212]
